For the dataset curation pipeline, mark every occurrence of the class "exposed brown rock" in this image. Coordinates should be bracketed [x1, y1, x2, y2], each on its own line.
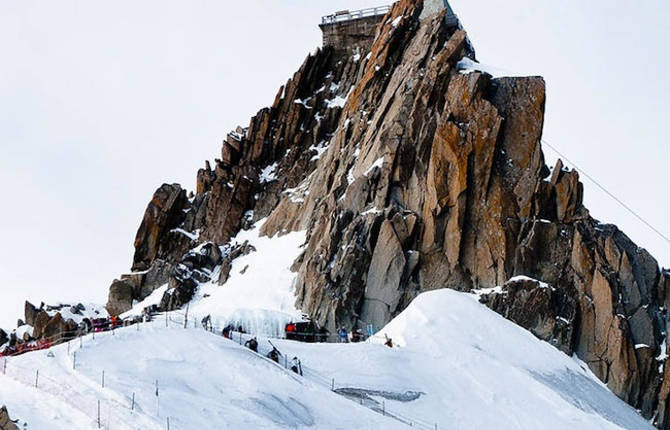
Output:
[99, 1, 669, 426]
[481, 277, 576, 354]
[132, 183, 189, 271]
[31, 310, 50, 339]
[24, 301, 39, 326]
[106, 279, 135, 317]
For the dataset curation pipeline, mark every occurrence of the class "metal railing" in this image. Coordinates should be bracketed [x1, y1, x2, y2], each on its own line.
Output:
[321, 5, 391, 25]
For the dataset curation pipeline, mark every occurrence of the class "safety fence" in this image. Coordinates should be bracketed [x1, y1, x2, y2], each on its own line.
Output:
[2, 326, 171, 429]
[321, 6, 391, 25]
[0, 319, 126, 358]
[169, 309, 442, 430]
[1, 310, 441, 430]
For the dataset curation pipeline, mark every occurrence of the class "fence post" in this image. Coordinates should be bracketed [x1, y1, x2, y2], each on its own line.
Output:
[67, 341, 70, 354]
[331, 378, 335, 391]
[382, 400, 385, 416]
[35, 369, 39, 388]
[102, 370, 105, 388]
[73, 351, 77, 370]
[131, 392, 135, 411]
[167, 417, 170, 430]
[2, 358, 6, 375]
[97, 400, 101, 428]
[156, 379, 160, 417]
[80, 336, 83, 348]
[165, 312, 168, 328]
[184, 303, 189, 329]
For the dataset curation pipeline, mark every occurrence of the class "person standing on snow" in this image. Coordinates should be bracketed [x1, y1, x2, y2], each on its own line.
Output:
[201, 315, 212, 331]
[291, 357, 303, 376]
[337, 326, 349, 343]
[222, 324, 233, 339]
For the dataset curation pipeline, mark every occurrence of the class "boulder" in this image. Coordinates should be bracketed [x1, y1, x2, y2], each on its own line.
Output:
[24, 301, 39, 326]
[106, 279, 135, 317]
[32, 310, 50, 339]
[132, 183, 189, 271]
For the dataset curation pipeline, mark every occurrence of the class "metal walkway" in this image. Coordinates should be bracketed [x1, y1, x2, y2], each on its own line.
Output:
[321, 6, 391, 25]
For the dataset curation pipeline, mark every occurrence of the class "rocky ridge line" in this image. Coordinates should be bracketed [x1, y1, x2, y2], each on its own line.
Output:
[3, 0, 669, 427]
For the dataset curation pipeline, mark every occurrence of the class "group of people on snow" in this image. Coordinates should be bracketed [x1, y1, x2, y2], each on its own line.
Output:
[336, 326, 365, 343]
[240, 336, 303, 375]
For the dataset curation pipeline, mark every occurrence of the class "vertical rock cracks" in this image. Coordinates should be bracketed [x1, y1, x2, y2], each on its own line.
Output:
[100, 0, 670, 426]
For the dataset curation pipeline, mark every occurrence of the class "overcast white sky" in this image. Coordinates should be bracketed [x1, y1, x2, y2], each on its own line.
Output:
[0, 0, 668, 329]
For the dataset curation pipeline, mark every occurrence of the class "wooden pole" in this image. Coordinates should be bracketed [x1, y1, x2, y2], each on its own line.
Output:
[131, 392, 135, 411]
[35, 369, 39, 388]
[102, 370, 105, 388]
[97, 400, 101, 428]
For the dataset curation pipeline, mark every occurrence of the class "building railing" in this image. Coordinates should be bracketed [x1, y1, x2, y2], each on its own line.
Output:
[321, 5, 391, 25]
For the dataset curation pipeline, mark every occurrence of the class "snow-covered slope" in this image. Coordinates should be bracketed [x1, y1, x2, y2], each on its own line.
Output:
[0, 322, 404, 430]
[123, 220, 308, 336]
[1, 289, 654, 429]
[266, 290, 655, 430]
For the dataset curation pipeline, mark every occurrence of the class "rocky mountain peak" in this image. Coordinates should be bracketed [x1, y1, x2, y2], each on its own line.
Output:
[4, 0, 668, 427]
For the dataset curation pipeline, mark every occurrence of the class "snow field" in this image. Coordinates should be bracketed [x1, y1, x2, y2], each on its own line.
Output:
[0, 321, 406, 429]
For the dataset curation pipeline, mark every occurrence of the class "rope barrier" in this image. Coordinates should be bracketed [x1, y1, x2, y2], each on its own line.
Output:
[1, 311, 439, 429]
[542, 138, 670, 247]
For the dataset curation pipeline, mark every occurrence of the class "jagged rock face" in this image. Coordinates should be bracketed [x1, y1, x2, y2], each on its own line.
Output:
[118, 13, 369, 314]
[480, 277, 577, 355]
[132, 183, 191, 272]
[106, 0, 670, 426]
